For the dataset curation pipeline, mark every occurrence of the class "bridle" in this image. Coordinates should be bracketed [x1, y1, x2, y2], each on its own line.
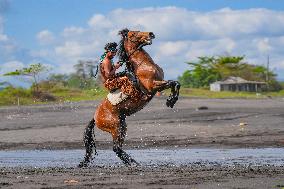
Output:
[119, 33, 147, 66]
[119, 32, 153, 95]
[91, 33, 148, 78]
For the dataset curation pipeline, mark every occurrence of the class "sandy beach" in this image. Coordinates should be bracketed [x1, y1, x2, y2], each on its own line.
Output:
[0, 97, 284, 188]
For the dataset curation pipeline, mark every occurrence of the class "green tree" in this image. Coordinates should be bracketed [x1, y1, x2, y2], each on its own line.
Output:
[48, 73, 69, 86]
[72, 60, 98, 89]
[179, 55, 281, 91]
[3, 63, 50, 93]
[213, 56, 247, 78]
[179, 56, 222, 88]
[66, 74, 83, 88]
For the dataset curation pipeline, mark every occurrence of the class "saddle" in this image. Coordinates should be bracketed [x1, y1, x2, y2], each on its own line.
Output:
[107, 89, 128, 106]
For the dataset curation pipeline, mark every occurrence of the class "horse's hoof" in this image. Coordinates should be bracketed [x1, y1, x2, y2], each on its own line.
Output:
[78, 161, 89, 168]
[166, 100, 171, 107]
[131, 159, 140, 166]
[166, 99, 174, 108]
[126, 159, 140, 167]
[166, 98, 172, 107]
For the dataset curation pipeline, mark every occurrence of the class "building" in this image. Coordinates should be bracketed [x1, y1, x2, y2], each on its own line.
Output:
[210, 77, 266, 92]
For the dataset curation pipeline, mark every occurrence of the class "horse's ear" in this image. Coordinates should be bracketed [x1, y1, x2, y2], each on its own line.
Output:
[118, 28, 129, 38]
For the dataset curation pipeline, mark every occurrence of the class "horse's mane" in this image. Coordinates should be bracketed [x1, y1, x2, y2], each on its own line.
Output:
[117, 28, 129, 62]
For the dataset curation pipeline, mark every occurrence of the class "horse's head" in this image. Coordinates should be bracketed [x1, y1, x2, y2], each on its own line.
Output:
[117, 28, 155, 62]
[119, 28, 155, 46]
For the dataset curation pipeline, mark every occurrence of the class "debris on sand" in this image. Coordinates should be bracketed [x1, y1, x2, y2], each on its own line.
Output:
[239, 122, 248, 131]
[196, 106, 209, 110]
[64, 179, 79, 184]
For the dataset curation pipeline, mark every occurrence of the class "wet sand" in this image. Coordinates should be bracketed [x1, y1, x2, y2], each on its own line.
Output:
[1, 148, 283, 167]
[0, 97, 284, 188]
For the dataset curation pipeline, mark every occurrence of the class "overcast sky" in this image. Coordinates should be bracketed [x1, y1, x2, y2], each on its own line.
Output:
[1, 0, 284, 85]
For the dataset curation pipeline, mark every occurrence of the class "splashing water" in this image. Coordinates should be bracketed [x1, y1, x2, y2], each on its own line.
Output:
[0, 148, 283, 168]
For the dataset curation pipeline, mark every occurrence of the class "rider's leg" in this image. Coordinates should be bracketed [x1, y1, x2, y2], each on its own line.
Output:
[104, 77, 140, 97]
[104, 78, 121, 92]
[119, 76, 141, 100]
[105, 77, 148, 101]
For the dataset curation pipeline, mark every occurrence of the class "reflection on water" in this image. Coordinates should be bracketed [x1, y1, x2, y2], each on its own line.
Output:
[0, 148, 283, 168]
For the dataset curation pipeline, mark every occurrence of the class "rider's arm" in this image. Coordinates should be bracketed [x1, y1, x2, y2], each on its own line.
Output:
[103, 60, 116, 78]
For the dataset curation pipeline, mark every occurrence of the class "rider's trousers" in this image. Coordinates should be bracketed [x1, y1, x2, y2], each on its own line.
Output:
[104, 76, 140, 100]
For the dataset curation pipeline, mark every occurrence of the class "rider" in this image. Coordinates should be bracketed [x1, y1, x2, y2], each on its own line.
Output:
[100, 42, 141, 100]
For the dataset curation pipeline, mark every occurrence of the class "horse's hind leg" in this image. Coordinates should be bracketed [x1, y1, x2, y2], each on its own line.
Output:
[78, 118, 97, 167]
[112, 114, 139, 166]
[95, 104, 138, 166]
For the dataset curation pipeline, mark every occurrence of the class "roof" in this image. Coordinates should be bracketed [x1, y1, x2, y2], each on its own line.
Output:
[212, 76, 266, 85]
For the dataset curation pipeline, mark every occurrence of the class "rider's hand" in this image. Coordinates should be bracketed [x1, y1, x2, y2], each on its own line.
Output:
[114, 62, 121, 69]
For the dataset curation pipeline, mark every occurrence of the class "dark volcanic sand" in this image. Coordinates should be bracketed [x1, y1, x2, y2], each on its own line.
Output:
[1, 165, 283, 189]
[1, 97, 284, 150]
[0, 97, 284, 188]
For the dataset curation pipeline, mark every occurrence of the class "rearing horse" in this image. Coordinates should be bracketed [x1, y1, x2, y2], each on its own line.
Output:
[79, 29, 180, 167]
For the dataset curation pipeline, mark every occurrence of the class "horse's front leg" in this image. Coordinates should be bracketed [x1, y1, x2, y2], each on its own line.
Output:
[152, 80, 180, 108]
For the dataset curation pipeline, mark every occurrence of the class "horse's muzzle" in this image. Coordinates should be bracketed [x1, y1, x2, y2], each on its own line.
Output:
[149, 32, 155, 39]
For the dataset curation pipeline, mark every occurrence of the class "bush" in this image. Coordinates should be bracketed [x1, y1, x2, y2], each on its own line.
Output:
[280, 81, 284, 89]
[0, 86, 32, 98]
[37, 81, 66, 92]
[33, 91, 57, 102]
[267, 80, 283, 91]
[0, 86, 33, 106]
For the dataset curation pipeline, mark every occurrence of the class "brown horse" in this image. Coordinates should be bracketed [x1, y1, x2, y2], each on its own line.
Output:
[79, 29, 180, 167]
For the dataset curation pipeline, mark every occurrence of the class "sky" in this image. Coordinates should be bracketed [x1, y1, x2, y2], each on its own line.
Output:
[1, 0, 284, 86]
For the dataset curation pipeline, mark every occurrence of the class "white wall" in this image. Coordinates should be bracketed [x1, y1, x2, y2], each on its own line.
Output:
[210, 83, 221, 91]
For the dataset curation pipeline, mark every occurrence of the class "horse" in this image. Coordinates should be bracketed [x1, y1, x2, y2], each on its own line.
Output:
[79, 28, 180, 167]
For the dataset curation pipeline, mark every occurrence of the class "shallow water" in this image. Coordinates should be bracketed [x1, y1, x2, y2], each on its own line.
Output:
[0, 148, 283, 168]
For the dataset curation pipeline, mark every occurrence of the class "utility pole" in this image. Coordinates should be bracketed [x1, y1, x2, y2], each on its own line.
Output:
[266, 55, 270, 82]
[266, 55, 270, 90]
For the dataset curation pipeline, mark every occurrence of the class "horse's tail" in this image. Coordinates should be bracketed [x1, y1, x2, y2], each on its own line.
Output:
[79, 118, 97, 167]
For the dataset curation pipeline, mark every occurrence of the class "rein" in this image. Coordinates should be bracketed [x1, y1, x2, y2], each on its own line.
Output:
[119, 38, 145, 66]
[120, 37, 152, 95]
[90, 64, 99, 78]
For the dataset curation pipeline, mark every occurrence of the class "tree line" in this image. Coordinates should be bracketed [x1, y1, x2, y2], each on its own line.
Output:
[178, 56, 282, 91]
[1, 55, 283, 96]
[2, 60, 100, 93]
